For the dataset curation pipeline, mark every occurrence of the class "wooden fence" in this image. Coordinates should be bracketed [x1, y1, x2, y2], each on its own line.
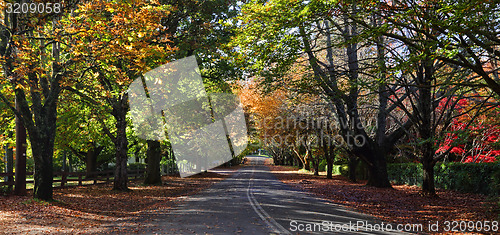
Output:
[0, 168, 145, 189]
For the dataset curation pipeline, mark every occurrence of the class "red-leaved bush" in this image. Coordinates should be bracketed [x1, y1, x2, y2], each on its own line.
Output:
[435, 98, 500, 163]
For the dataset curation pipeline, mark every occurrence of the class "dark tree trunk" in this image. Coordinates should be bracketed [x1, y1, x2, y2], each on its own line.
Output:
[325, 143, 334, 179]
[420, 135, 437, 197]
[30, 109, 58, 201]
[144, 140, 162, 185]
[32, 143, 54, 201]
[14, 103, 27, 196]
[85, 145, 104, 179]
[86, 151, 97, 178]
[348, 155, 359, 182]
[112, 95, 129, 191]
[417, 60, 438, 197]
[313, 159, 319, 176]
[15, 79, 60, 201]
[326, 157, 333, 179]
[31, 19, 61, 201]
[422, 154, 436, 197]
[364, 151, 392, 188]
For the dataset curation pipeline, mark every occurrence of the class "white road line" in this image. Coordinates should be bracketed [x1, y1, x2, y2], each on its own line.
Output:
[246, 158, 290, 234]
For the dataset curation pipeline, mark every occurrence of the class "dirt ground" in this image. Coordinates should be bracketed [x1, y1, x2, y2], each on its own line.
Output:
[0, 167, 239, 234]
[269, 164, 499, 234]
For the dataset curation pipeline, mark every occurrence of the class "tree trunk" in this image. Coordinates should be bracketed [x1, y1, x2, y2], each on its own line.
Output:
[112, 96, 129, 191]
[326, 157, 333, 179]
[302, 146, 311, 171]
[84, 144, 104, 178]
[31, 18, 61, 200]
[86, 151, 97, 178]
[422, 155, 436, 197]
[32, 144, 54, 201]
[30, 121, 57, 201]
[17, 87, 60, 201]
[325, 144, 334, 179]
[311, 155, 319, 176]
[348, 155, 359, 182]
[364, 152, 392, 188]
[417, 61, 437, 197]
[14, 107, 27, 196]
[144, 140, 162, 185]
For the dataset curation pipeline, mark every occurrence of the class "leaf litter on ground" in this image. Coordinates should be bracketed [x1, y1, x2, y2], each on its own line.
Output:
[269, 164, 499, 235]
[0, 166, 240, 234]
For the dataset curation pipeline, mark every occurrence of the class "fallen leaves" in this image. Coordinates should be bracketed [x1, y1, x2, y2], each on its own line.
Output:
[0, 167, 237, 234]
[270, 165, 499, 234]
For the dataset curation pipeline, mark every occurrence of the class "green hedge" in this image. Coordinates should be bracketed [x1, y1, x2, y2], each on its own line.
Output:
[128, 162, 146, 171]
[334, 162, 369, 180]
[387, 163, 423, 186]
[387, 162, 500, 196]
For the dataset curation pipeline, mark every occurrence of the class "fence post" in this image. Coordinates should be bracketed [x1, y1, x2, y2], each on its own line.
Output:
[78, 174, 82, 186]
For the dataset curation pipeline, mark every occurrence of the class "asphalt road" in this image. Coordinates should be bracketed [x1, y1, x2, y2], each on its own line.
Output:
[139, 156, 413, 234]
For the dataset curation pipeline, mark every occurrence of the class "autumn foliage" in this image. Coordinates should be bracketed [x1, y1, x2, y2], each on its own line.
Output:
[435, 97, 500, 163]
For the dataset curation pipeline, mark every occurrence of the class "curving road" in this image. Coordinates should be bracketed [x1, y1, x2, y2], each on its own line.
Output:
[139, 156, 412, 234]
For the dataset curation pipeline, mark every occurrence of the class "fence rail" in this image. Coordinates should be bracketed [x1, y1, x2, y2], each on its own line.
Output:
[0, 168, 145, 188]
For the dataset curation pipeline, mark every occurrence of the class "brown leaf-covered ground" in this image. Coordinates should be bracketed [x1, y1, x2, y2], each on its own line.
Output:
[0, 167, 239, 234]
[269, 164, 499, 234]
